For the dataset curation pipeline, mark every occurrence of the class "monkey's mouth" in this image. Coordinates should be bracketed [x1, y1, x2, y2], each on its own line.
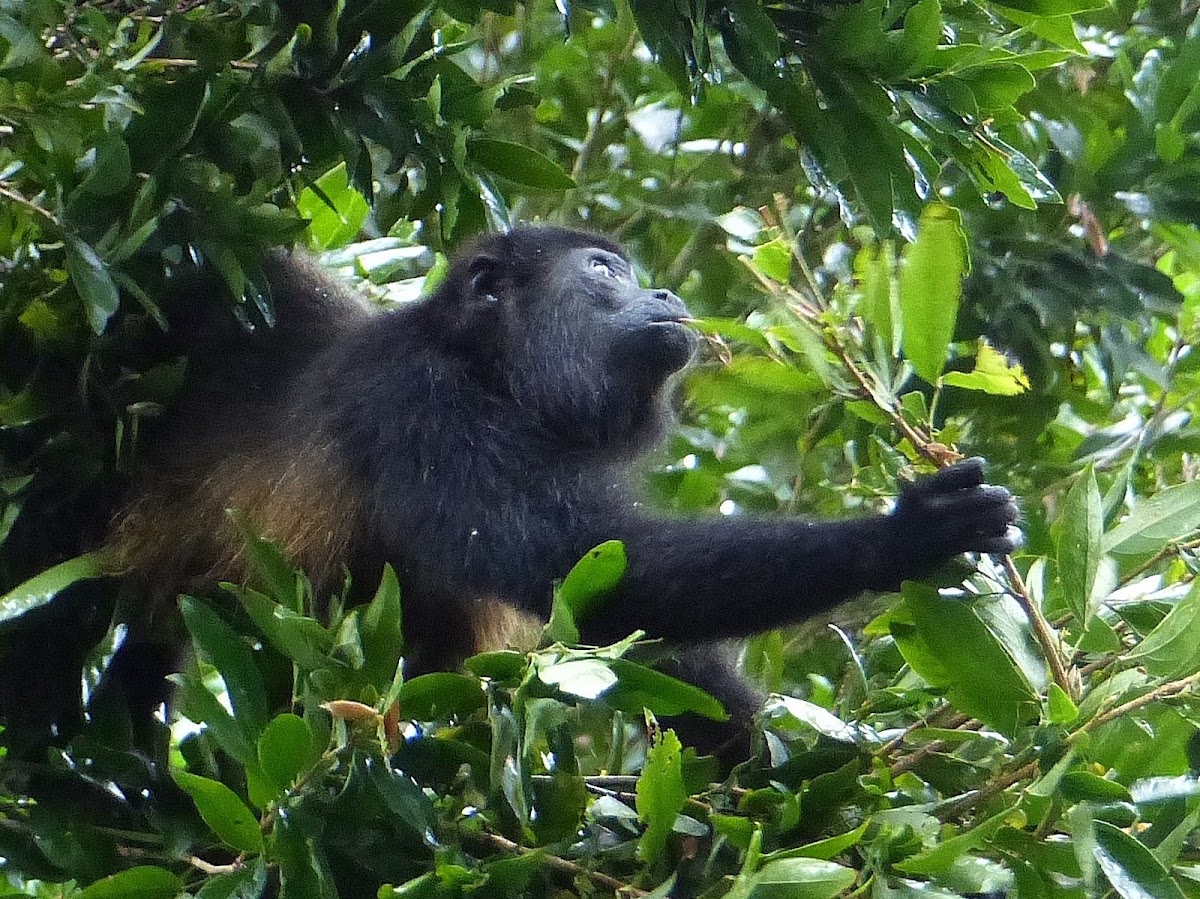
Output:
[648, 314, 695, 329]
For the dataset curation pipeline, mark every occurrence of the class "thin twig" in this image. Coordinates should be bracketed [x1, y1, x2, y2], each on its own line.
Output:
[470, 830, 648, 897]
[1002, 556, 1073, 697]
[190, 856, 243, 875]
[0, 184, 61, 229]
[936, 670, 1200, 819]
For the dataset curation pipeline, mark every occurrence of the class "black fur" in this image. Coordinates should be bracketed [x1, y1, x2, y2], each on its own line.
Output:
[121, 225, 1020, 753]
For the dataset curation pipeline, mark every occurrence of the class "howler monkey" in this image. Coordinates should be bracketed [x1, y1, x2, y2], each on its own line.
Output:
[111, 226, 1019, 750]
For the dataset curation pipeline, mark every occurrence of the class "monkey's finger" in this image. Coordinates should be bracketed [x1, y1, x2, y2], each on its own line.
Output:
[910, 458, 986, 496]
[977, 526, 1024, 555]
[922, 485, 1017, 520]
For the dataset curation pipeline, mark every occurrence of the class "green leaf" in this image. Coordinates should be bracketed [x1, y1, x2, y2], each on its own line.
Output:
[1062, 772, 1133, 803]
[719, 0, 781, 86]
[465, 649, 527, 681]
[298, 162, 371, 251]
[763, 695, 858, 742]
[605, 658, 728, 720]
[258, 713, 315, 798]
[78, 135, 132, 197]
[228, 511, 300, 610]
[1048, 683, 1079, 725]
[234, 586, 333, 670]
[942, 342, 1031, 395]
[560, 540, 627, 623]
[945, 64, 1037, 112]
[637, 728, 687, 865]
[73, 866, 182, 899]
[398, 672, 485, 720]
[274, 809, 338, 898]
[170, 671, 255, 763]
[748, 858, 857, 899]
[1093, 820, 1186, 899]
[536, 656, 618, 699]
[1056, 465, 1103, 624]
[359, 564, 404, 691]
[173, 770, 265, 854]
[367, 756, 435, 840]
[0, 553, 104, 625]
[1126, 582, 1200, 679]
[65, 234, 120, 334]
[752, 238, 792, 285]
[900, 204, 967, 383]
[468, 138, 576, 189]
[761, 822, 871, 862]
[1103, 481, 1200, 556]
[990, 0, 1106, 13]
[892, 583, 1038, 733]
[180, 597, 270, 740]
[859, 243, 900, 354]
[896, 806, 1017, 874]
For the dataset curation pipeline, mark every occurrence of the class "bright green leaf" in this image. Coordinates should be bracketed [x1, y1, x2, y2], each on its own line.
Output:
[174, 770, 265, 854]
[1056, 465, 1103, 624]
[637, 728, 687, 865]
[1048, 683, 1079, 725]
[468, 138, 576, 189]
[73, 866, 182, 899]
[1104, 481, 1200, 556]
[752, 238, 792, 285]
[942, 342, 1030, 395]
[0, 553, 104, 625]
[1093, 820, 1186, 899]
[900, 204, 967, 383]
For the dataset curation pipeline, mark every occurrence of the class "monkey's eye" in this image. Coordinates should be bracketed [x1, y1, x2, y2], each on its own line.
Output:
[590, 258, 618, 279]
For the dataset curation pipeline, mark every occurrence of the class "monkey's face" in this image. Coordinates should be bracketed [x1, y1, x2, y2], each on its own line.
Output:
[541, 246, 697, 383]
[497, 242, 697, 449]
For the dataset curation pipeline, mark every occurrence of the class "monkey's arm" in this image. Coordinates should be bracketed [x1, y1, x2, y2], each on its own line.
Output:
[583, 459, 1019, 644]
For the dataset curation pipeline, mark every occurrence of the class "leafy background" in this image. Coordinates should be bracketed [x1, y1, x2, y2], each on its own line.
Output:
[2, 0, 1200, 897]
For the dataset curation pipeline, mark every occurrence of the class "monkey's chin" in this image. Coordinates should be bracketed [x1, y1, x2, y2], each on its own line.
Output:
[646, 321, 697, 373]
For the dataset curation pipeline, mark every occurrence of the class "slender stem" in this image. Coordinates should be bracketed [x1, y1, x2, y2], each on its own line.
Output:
[937, 670, 1200, 819]
[470, 830, 647, 897]
[0, 184, 61, 229]
[1002, 556, 1073, 697]
[743, 239, 1074, 694]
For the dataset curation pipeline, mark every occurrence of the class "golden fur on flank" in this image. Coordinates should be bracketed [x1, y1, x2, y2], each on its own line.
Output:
[108, 440, 363, 603]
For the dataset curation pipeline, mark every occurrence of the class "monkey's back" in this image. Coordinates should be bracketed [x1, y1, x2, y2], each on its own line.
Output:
[108, 252, 377, 600]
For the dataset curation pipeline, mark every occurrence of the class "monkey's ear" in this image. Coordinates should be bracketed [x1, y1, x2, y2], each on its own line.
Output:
[447, 254, 505, 351]
[467, 254, 503, 304]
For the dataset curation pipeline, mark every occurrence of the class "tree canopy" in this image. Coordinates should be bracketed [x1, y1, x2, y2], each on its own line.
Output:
[2, 1, 1200, 897]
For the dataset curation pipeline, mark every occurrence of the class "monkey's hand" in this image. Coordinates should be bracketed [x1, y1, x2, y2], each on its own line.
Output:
[887, 458, 1021, 581]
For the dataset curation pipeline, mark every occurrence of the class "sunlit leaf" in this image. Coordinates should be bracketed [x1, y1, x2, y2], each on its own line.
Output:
[1104, 481, 1200, 556]
[637, 728, 687, 864]
[0, 553, 104, 625]
[173, 771, 265, 854]
[900, 204, 967, 383]
[1056, 465, 1103, 625]
[942, 342, 1030, 395]
[1093, 820, 1186, 899]
[73, 866, 182, 899]
[1126, 582, 1200, 679]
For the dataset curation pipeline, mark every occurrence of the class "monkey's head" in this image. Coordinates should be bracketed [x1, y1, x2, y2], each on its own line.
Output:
[427, 226, 697, 452]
